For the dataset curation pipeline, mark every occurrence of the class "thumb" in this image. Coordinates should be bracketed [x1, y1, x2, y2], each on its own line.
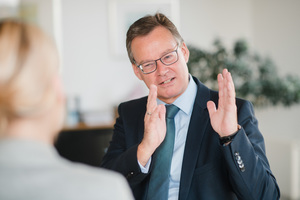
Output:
[207, 101, 216, 119]
[157, 104, 166, 119]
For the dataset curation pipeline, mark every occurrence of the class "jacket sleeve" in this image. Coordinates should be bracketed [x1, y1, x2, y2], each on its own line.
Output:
[221, 100, 280, 200]
[100, 102, 148, 189]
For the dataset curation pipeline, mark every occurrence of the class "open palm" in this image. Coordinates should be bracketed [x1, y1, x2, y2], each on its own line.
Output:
[207, 69, 238, 137]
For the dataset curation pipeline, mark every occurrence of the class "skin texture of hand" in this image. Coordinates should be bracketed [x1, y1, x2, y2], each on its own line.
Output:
[207, 69, 238, 137]
[137, 84, 166, 166]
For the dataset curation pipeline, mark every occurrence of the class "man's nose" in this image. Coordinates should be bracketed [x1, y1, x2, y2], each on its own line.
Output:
[156, 60, 169, 75]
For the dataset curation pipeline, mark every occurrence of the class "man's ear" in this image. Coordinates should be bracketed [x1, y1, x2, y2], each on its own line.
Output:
[132, 63, 143, 80]
[180, 42, 190, 63]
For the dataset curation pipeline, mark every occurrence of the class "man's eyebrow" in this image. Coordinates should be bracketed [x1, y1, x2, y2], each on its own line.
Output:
[161, 47, 176, 56]
[139, 46, 176, 64]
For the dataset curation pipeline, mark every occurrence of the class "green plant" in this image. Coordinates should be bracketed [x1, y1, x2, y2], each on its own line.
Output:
[187, 39, 300, 107]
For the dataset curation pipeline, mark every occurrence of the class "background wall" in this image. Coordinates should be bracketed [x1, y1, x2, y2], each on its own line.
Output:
[251, 1, 300, 198]
[61, 0, 146, 115]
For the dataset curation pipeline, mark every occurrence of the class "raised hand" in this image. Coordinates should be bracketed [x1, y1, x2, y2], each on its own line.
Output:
[137, 84, 166, 166]
[207, 69, 238, 137]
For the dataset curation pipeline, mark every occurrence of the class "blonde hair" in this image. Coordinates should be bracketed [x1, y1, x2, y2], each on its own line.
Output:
[0, 19, 59, 134]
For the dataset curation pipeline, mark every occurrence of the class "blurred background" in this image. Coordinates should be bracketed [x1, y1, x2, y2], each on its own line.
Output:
[1, 0, 299, 199]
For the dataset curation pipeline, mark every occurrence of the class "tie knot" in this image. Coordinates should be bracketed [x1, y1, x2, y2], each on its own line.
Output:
[166, 104, 179, 119]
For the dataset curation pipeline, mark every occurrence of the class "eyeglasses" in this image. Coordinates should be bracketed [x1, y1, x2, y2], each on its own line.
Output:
[135, 46, 179, 74]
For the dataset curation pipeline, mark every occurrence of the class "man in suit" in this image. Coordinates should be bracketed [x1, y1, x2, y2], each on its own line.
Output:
[101, 13, 280, 200]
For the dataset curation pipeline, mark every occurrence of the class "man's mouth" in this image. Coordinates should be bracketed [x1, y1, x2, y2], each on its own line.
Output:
[160, 77, 175, 85]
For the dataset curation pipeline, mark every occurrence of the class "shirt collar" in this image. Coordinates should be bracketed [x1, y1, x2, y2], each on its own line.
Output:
[157, 74, 197, 116]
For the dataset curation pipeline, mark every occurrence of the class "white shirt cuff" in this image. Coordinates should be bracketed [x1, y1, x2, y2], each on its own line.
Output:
[138, 157, 152, 173]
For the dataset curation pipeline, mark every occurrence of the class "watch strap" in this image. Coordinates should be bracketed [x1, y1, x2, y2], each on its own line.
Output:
[219, 124, 241, 145]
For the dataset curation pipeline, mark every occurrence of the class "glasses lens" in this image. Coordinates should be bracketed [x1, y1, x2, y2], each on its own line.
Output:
[141, 61, 156, 74]
[138, 47, 178, 74]
[161, 51, 178, 65]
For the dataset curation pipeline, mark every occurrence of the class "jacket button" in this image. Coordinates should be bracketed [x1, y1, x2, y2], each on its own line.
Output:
[234, 152, 245, 172]
[126, 172, 134, 179]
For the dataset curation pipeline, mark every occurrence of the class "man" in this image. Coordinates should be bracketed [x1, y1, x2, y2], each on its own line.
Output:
[101, 13, 280, 200]
[0, 20, 133, 200]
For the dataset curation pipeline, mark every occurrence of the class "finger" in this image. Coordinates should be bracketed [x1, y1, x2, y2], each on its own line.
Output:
[224, 71, 236, 106]
[226, 72, 235, 96]
[147, 84, 158, 114]
[207, 100, 216, 119]
[222, 69, 233, 101]
[217, 72, 225, 109]
[157, 104, 166, 119]
[146, 104, 166, 127]
[222, 69, 229, 96]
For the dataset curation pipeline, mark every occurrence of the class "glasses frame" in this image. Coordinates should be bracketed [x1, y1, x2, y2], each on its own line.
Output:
[135, 46, 179, 74]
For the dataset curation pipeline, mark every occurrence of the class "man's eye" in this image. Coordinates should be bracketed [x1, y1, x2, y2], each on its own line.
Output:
[143, 63, 155, 68]
[163, 54, 174, 61]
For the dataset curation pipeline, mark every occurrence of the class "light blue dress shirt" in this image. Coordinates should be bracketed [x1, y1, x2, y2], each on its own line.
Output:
[139, 74, 197, 199]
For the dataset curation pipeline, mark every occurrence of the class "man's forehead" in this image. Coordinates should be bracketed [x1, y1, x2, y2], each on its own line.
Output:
[131, 33, 177, 62]
[132, 42, 177, 64]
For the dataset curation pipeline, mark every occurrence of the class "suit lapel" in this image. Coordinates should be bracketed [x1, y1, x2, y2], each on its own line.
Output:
[137, 99, 147, 143]
[179, 78, 212, 200]
[137, 113, 145, 143]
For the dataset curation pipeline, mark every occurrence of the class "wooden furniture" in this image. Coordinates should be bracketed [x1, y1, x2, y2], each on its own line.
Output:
[55, 123, 114, 167]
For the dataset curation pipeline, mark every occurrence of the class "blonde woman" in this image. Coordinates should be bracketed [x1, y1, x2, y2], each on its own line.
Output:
[0, 20, 133, 200]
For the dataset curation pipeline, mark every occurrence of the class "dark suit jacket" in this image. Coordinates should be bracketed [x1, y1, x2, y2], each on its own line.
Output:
[101, 77, 280, 200]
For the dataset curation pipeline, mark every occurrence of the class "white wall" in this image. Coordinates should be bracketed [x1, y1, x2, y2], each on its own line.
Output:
[180, 0, 253, 49]
[252, 0, 300, 75]
[251, 1, 300, 198]
[61, 0, 146, 113]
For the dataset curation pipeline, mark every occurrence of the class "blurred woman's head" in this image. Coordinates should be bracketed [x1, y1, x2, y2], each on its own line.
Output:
[0, 19, 64, 139]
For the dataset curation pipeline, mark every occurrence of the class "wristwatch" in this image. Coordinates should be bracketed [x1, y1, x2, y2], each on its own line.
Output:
[220, 124, 242, 145]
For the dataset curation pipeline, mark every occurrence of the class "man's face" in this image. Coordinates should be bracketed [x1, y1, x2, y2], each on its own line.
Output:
[131, 26, 190, 104]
